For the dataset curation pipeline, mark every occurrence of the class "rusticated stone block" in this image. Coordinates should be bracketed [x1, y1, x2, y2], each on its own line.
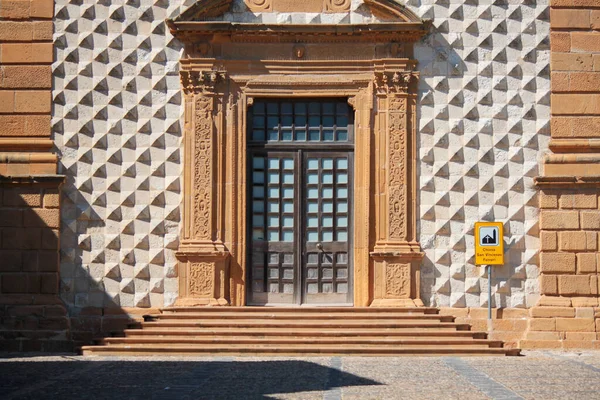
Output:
[540, 211, 580, 230]
[0, 210, 22, 227]
[32, 21, 52, 40]
[577, 253, 597, 274]
[552, 9, 591, 29]
[541, 231, 558, 251]
[38, 250, 59, 272]
[0, 90, 15, 113]
[540, 253, 577, 273]
[540, 274, 558, 295]
[593, 10, 600, 30]
[571, 297, 599, 307]
[41, 229, 59, 250]
[569, 72, 600, 92]
[0, 66, 52, 89]
[537, 295, 573, 307]
[558, 275, 592, 296]
[24, 208, 59, 229]
[575, 307, 595, 319]
[530, 306, 575, 318]
[0, 250, 21, 272]
[0, 0, 31, 19]
[551, 53, 593, 72]
[0, 21, 32, 41]
[572, 32, 600, 52]
[529, 318, 557, 331]
[526, 331, 561, 340]
[40, 273, 59, 294]
[551, 32, 572, 53]
[563, 340, 596, 349]
[540, 192, 559, 209]
[556, 317, 596, 332]
[29, 0, 55, 19]
[566, 332, 596, 341]
[559, 193, 598, 209]
[500, 309, 529, 319]
[2, 273, 28, 293]
[14, 90, 51, 113]
[0, 114, 51, 136]
[3, 188, 42, 207]
[0, 43, 53, 64]
[42, 191, 60, 208]
[519, 340, 563, 349]
[581, 211, 600, 230]
[559, 231, 589, 251]
[553, 93, 600, 115]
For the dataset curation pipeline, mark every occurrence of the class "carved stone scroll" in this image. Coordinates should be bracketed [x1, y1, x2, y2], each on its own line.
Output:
[324, 0, 351, 12]
[244, 0, 272, 12]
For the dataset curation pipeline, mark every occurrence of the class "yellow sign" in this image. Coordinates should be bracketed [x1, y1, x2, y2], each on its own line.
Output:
[475, 222, 504, 265]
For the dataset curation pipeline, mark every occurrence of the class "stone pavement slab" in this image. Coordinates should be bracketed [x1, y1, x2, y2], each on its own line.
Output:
[1, 351, 600, 399]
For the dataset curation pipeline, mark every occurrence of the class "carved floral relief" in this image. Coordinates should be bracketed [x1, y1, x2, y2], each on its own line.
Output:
[387, 94, 408, 241]
[189, 262, 214, 296]
[193, 96, 213, 240]
[385, 263, 410, 298]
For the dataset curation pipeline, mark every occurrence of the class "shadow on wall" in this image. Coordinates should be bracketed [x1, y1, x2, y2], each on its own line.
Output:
[0, 359, 381, 398]
[50, 0, 186, 347]
[0, 179, 74, 351]
[52, 0, 185, 321]
[415, 4, 551, 309]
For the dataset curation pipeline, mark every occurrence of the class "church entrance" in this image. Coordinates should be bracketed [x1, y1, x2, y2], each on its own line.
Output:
[247, 99, 354, 305]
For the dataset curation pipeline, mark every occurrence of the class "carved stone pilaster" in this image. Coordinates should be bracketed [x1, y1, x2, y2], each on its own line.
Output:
[193, 95, 214, 241]
[177, 68, 230, 306]
[371, 70, 423, 307]
[388, 96, 408, 241]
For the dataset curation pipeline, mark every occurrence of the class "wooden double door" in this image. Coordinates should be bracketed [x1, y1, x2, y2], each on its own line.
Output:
[247, 99, 354, 305]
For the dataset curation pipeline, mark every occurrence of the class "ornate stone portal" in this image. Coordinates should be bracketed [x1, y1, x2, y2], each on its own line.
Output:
[168, 0, 428, 306]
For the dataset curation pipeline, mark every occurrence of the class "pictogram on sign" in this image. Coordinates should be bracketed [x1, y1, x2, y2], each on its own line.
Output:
[475, 222, 504, 265]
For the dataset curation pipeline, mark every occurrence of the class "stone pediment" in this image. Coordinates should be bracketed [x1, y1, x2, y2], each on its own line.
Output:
[169, 0, 423, 24]
[166, 0, 427, 43]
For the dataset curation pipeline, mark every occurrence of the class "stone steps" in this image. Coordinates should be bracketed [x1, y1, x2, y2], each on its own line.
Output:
[149, 312, 451, 321]
[121, 328, 488, 339]
[83, 343, 519, 357]
[99, 336, 504, 348]
[81, 307, 520, 357]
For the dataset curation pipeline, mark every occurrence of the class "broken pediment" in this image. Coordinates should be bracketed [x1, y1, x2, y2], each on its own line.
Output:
[170, 0, 423, 23]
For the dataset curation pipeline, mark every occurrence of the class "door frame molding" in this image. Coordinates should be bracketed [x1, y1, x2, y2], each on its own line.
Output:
[170, 24, 428, 307]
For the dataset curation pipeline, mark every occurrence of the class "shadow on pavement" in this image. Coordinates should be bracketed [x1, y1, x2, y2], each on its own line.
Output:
[0, 359, 381, 399]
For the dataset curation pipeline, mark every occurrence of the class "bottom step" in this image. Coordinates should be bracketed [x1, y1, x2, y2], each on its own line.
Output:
[82, 344, 520, 357]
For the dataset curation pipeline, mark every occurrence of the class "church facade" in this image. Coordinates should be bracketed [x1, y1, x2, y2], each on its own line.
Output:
[1, 0, 600, 351]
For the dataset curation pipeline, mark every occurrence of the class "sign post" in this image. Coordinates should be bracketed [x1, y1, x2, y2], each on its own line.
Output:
[475, 222, 504, 322]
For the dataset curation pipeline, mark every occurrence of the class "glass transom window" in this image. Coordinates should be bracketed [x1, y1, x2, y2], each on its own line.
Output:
[249, 99, 351, 143]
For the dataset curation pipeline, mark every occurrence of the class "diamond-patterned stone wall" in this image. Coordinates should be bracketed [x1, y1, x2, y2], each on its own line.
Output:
[412, 0, 550, 309]
[53, 0, 550, 310]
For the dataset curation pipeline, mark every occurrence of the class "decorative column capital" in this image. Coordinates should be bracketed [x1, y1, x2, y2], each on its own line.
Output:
[374, 71, 418, 95]
[181, 69, 227, 95]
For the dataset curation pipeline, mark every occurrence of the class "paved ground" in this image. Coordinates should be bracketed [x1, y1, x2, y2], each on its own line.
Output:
[2, 351, 600, 399]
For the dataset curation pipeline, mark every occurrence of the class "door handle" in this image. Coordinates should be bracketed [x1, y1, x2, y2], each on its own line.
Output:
[316, 243, 325, 253]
